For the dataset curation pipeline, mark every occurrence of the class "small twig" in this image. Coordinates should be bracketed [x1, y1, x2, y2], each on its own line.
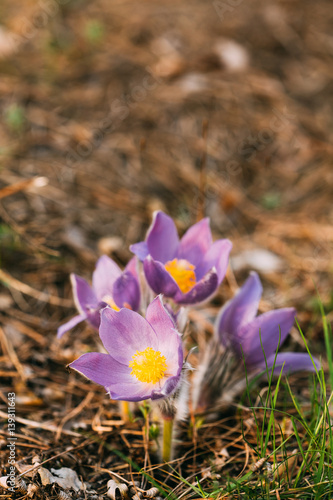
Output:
[16, 439, 95, 478]
[55, 391, 95, 442]
[0, 315, 48, 346]
[0, 410, 82, 437]
[0, 269, 73, 307]
[87, 466, 147, 493]
[0, 325, 26, 381]
[0, 176, 48, 200]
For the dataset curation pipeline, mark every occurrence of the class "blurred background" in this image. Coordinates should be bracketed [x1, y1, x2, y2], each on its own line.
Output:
[0, 0, 333, 345]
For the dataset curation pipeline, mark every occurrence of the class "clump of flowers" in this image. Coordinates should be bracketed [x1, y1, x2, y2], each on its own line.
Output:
[130, 211, 232, 304]
[215, 271, 318, 374]
[58, 211, 320, 461]
[192, 271, 320, 413]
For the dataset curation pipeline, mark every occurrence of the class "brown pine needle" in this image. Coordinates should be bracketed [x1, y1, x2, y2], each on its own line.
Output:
[0, 269, 73, 307]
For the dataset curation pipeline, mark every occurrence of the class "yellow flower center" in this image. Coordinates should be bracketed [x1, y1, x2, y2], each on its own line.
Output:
[164, 258, 196, 293]
[129, 347, 167, 384]
[102, 295, 120, 311]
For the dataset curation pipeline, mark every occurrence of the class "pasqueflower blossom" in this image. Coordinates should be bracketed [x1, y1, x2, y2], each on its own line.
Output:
[193, 271, 320, 413]
[57, 256, 140, 338]
[69, 296, 183, 401]
[216, 271, 320, 374]
[130, 211, 232, 305]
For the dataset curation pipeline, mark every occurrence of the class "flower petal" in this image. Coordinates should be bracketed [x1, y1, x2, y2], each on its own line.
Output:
[71, 274, 98, 314]
[143, 256, 180, 297]
[145, 295, 175, 333]
[70, 352, 129, 388]
[195, 239, 232, 281]
[175, 268, 219, 304]
[215, 271, 263, 350]
[125, 256, 139, 277]
[86, 308, 102, 330]
[130, 241, 149, 261]
[145, 295, 183, 375]
[177, 218, 212, 267]
[99, 307, 158, 365]
[239, 308, 296, 365]
[57, 314, 86, 339]
[264, 352, 321, 375]
[70, 353, 154, 401]
[108, 379, 157, 402]
[162, 302, 178, 327]
[151, 374, 182, 400]
[146, 211, 179, 263]
[70, 352, 180, 402]
[92, 255, 122, 301]
[113, 270, 141, 311]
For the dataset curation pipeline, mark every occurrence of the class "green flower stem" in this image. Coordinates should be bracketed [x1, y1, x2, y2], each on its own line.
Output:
[162, 417, 174, 462]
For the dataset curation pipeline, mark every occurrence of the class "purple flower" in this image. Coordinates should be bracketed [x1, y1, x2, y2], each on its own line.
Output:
[69, 296, 183, 402]
[130, 211, 232, 305]
[57, 256, 140, 338]
[216, 271, 320, 374]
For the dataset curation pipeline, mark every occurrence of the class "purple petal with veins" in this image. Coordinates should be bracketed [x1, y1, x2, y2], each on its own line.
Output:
[146, 211, 179, 263]
[175, 269, 219, 305]
[70, 352, 127, 387]
[195, 239, 232, 281]
[113, 271, 140, 311]
[92, 255, 122, 301]
[70, 297, 183, 402]
[71, 274, 98, 314]
[99, 307, 158, 365]
[129, 241, 149, 261]
[143, 256, 180, 297]
[239, 307, 296, 365]
[125, 256, 139, 278]
[264, 352, 321, 374]
[146, 296, 183, 375]
[216, 271, 263, 350]
[57, 314, 86, 339]
[177, 218, 212, 267]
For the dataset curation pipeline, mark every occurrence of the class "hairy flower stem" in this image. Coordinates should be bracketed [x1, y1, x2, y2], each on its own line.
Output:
[158, 397, 177, 462]
[120, 401, 131, 422]
[162, 418, 174, 462]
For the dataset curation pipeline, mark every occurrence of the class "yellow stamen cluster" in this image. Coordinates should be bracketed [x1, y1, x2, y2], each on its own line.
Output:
[164, 258, 196, 294]
[129, 347, 167, 384]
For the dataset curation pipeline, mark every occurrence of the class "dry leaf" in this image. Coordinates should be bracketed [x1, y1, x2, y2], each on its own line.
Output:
[106, 479, 129, 499]
[0, 476, 10, 489]
[38, 467, 83, 491]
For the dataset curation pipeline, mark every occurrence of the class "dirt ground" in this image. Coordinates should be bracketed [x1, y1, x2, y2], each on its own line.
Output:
[0, 0, 333, 498]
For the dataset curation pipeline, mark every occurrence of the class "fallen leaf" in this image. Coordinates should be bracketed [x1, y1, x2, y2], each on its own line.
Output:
[38, 467, 83, 491]
[106, 479, 129, 499]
